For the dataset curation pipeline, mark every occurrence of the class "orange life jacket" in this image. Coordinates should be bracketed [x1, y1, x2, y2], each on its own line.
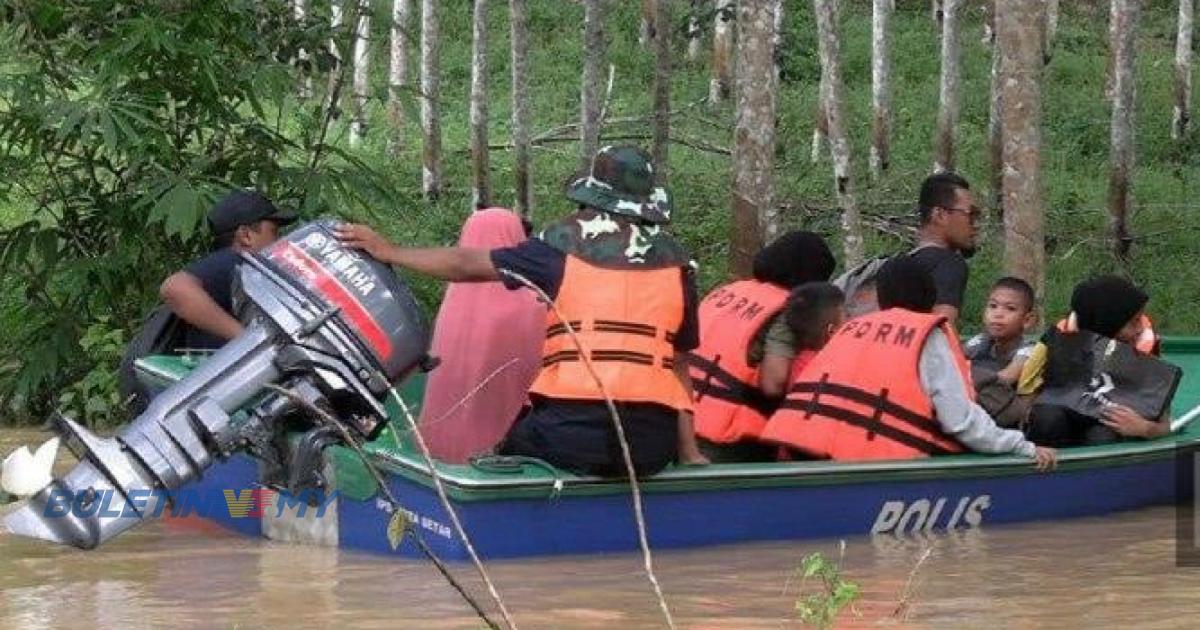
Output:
[688, 280, 790, 444]
[761, 309, 969, 461]
[528, 255, 692, 411]
[1056, 313, 1159, 355]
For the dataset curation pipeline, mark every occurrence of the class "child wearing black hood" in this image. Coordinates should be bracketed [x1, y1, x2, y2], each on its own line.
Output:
[1019, 275, 1169, 446]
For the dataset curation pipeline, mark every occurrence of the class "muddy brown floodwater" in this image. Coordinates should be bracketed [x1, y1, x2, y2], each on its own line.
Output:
[2, 428, 1198, 629]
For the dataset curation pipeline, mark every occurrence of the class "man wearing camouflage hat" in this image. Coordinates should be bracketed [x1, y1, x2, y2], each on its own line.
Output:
[339, 145, 707, 476]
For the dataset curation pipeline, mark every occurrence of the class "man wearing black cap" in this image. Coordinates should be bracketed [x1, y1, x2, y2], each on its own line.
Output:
[159, 190, 296, 350]
[911, 172, 980, 327]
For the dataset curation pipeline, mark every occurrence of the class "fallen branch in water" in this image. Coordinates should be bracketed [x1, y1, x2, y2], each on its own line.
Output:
[387, 387, 520, 630]
[892, 544, 934, 620]
[498, 268, 677, 630]
[264, 384, 503, 630]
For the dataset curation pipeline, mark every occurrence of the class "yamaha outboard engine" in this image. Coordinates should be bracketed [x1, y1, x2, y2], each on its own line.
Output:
[4, 220, 430, 549]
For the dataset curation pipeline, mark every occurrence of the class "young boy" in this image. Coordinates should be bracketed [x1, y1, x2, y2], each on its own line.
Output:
[965, 277, 1039, 379]
[963, 278, 1038, 426]
[1019, 275, 1170, 446]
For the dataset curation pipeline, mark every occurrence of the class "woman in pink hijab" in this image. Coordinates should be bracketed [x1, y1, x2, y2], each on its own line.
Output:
[417, 208, 545, 463]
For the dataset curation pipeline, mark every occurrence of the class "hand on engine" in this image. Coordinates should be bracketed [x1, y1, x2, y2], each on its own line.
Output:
[336, 223, 397, 263]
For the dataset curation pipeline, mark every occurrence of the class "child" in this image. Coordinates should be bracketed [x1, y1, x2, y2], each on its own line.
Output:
[767, 282, 845, 460]
[783, 282, 847, 375]
[1020, 275, 1169, 446]
[963, 277, 1037, 427]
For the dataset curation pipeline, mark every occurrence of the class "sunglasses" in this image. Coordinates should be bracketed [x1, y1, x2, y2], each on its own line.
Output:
[940, 205, 983, 224]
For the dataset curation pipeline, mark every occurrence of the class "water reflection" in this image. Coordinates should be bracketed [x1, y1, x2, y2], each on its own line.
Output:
[3, 428, 1198, 629]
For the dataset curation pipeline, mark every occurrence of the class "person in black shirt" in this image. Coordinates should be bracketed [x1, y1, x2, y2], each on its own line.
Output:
[910, 172, 981, 328]
[159, 190, 295, 350]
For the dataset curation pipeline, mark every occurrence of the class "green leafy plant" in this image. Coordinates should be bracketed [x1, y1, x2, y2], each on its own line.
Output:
[791, 546, 861, 629]
[55, 317, 125, 427]
[0, 0, 394, 424]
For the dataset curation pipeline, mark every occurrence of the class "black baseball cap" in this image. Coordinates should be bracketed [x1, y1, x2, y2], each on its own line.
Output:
[207, 190, 297, 236]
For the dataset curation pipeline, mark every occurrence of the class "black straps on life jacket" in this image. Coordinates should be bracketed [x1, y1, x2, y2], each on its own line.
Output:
[687, 352, 779, 418]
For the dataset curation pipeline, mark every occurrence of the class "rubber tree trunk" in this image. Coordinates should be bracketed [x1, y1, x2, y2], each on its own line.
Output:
[1174, 0, 1194, 140]
[1043, 0, 1059, 64]
[870, 0, 892, 181]
[641, 0, 656, 46]
[388, 0, 412, 153]
[327, 0, 344, 110]
[1108, 0, 1139, 259]
[811, 68, 828, 163]
[773, 0, 784, 83]
[652, 0, 672, 183]
[730, 0, 779, 275]
[580, 0, 607, 172]
[997, 0, 1046, 304]
[420, 0, 443, 199]
[349, 7, 370, 148]
[687, 0, 703, 61]
[510, 0, 533, 218]
[469, 0, 491, 209]
[711, 0, 735, 103]
[814, 0, 863, 267]
[934, 0, 962, 174]
[987, 7, 1003, 214]
[295, 0, 312, 98]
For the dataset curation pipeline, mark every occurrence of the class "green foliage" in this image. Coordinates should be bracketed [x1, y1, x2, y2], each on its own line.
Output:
[0, 0, 395, 423]
[792, 550, 861, 629]
[56, 318, 125, 428]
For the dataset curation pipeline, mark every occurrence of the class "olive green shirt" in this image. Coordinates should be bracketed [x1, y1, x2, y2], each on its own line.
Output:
[746, 311, 797, 366]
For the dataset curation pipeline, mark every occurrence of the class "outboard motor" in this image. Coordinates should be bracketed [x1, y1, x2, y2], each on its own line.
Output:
[4, 220, 431, 549]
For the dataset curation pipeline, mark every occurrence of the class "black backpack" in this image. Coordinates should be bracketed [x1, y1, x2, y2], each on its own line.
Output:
[118, 304, 187, 417]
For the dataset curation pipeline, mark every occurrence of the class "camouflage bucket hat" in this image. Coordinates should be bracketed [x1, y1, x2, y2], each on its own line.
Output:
[565, 145, 673, 225]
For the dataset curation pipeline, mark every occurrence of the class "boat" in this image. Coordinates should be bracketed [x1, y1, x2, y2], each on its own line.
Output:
[133, 337, 1200, 560]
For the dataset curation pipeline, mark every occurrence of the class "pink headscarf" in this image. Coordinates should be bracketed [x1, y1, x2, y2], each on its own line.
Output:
[418, 208, 545, 463]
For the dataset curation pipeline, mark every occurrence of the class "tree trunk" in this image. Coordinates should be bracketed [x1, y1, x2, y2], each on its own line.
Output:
[814, 0, 863, 267]
[349, 7, 370, 147]
[711, 0, 735, 103]
[295, 0, 312, 98]
[987, 8, 1004, 214]
[1044, 0, 1060, 64]
[870, 0, 892, 181]
[653, 0, 672, 183]
[469, 0, 491, 208]
[730, 0, 779, 275]
[388, 0, 413, 153]
[580, 0, 607, 172]
[773, 0, 784, 83]
[934, 0, 961, 174]
[932, 0, 944, 23]
[1108, 0, 1139, 259]
[327, 0, 344, 110]
[420, 0, 443, 199]
[1174, 0, 1194, 140]
[811, 68, 828, 163]
[687, 0, 703, 61]
[641, 0, 656, 46]
[510, 0, 533, 217]
[997, 0, 1046, 305]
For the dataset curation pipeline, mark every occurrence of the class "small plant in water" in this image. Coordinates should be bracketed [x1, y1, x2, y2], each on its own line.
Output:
[791, 543, 861, 629]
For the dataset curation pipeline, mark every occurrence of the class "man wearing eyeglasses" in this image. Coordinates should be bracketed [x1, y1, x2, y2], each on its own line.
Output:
[911, 172, 980, 328]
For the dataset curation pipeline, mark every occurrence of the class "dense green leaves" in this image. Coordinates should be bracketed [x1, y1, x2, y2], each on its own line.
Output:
[0, 0, 391, 423]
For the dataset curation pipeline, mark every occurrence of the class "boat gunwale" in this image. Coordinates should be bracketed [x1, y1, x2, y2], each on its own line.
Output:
[134, 335, 1200, 503]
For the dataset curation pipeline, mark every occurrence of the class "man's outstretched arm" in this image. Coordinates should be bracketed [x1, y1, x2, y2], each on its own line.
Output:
[336, 223, 498, 282]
